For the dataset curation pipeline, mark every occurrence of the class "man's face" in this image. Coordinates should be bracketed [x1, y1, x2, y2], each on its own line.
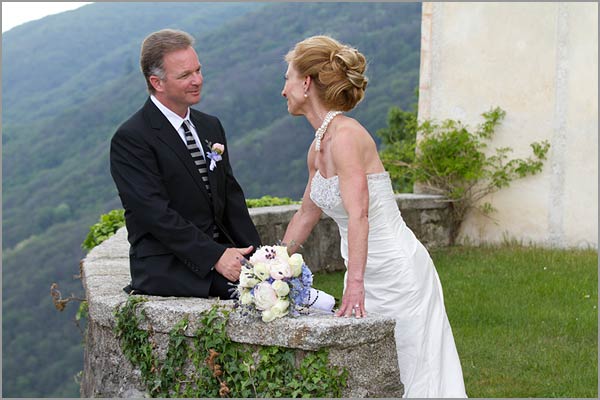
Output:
[152, 46, 203, 117]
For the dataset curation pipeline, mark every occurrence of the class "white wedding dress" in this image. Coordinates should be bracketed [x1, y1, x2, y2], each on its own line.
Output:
[310, 170, 467, 398]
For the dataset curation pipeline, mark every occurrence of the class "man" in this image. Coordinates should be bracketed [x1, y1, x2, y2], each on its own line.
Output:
[110, 29, 261, 298]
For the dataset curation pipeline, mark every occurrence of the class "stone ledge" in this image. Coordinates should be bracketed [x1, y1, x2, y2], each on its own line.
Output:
[248, 193, 448, 223]
[250, 193, 452, 273]
[81, 219, 403, 397]
[84, 193, 451, 326]
[81, 196, 450, 397]
[82, 227, 398, 349]
[84, 227, 130, 261]
[395, 193, 448, 209]
[227, 311, 396, 351]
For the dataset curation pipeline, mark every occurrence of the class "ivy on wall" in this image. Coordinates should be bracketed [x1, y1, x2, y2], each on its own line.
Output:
[114, 297, 348, 398]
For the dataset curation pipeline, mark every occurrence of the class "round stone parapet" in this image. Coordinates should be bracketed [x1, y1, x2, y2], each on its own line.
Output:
[395, 192, 448, 209]
[247, 193, 448, 220]
[81, 224, 404, 397]
[82, 226, 397, 348]
[84, 192, 450, 332]
[247, 193, 452, 273]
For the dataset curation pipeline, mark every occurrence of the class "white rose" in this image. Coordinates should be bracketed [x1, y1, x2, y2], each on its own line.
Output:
[271, 280, 290, 297]
[273, 245, 290, 261]
[261, 300, 289, 322]
[272, 299, 289, 315]
[253, 262, 270, 281]
[239, 290, 254, 305]
[249, 246, 274, 264]
[289, 253, 304, 277]
[269, 259, 292, 280]
[253, 282, 278, 311]
[261, 309, 277, 323]
[239, 268, 259, 288]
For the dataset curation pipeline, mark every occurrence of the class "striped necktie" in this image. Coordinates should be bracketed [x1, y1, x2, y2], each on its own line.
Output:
[182, 121, 219, 239]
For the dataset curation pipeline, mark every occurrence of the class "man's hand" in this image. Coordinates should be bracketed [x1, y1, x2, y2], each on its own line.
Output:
[214, 246, 254, 282]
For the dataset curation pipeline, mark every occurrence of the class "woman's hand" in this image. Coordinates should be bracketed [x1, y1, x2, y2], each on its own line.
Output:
[335, 278, 366, 318]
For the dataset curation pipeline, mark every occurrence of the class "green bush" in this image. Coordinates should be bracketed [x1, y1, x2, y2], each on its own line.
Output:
[378, 105, 550, 244]
[412, 107, 549, 243]
[246, 195, 300, 208]
[82, 209, 125, 251]
[376, 105, 418, 193]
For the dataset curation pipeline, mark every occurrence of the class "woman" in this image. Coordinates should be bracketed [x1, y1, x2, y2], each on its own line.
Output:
[281, 35, 467, 398]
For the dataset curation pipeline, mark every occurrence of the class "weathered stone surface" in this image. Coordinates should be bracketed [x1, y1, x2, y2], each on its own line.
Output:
[81, 195, 449, 397]
[251, 194, 451, 273]
[329, 336, 403, 398]
[81, 317, 403, 398]
[81, 321, 144, 398]
[227, 311, 396, 351]
[84, 227, 130, 261]
[81, 228, 405, 397]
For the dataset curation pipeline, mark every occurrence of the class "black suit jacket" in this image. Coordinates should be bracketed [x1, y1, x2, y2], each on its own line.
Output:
[110, 98, 261, 297]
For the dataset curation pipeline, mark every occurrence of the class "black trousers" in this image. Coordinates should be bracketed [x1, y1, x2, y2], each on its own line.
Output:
[208, 272, 237, 300]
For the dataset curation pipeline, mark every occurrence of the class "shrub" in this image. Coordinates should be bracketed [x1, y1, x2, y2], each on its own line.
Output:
[82, 208, 125, 251]
[246, 195, 300, 208]
[376, 104, 418, 193]
[378, 105, 550, 244]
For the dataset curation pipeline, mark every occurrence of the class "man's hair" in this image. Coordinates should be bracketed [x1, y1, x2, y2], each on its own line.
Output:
[140, 29, 195, 93]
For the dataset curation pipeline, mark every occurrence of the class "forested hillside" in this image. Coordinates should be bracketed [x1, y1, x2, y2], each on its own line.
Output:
[2, 2, 421, 396]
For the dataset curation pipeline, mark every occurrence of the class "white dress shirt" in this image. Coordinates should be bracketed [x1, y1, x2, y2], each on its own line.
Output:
[150, 95, 206, 159]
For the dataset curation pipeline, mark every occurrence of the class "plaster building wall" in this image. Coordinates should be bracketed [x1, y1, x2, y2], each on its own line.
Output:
[419, 2, 598, 248]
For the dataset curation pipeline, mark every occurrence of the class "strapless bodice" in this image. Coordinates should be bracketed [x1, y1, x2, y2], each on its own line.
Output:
[310, 170, 391, 211]
[309, 170, 415, 261]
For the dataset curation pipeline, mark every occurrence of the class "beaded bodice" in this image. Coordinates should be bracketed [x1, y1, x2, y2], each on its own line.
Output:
[309, 170, 391, 211]
[309, 169, 405, 262]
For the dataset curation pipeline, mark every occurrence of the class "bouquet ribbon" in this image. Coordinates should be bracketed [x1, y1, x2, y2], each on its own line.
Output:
[305, 288, 335, 313]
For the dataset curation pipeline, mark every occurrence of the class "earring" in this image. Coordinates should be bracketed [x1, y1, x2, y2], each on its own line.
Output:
[304, 92, 308, 98]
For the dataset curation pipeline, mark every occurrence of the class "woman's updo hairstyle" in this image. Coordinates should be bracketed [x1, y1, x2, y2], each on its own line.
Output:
[285, 35, 368, 111]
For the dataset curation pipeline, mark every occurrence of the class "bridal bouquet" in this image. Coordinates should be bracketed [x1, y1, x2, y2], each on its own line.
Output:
[233, 245, 335, 322]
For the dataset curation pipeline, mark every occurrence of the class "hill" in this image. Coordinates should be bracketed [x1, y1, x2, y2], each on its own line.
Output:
[2, 2, 421, 396]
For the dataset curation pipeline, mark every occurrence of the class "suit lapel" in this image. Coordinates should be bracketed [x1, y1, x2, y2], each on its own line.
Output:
[145, 100, 213, 205]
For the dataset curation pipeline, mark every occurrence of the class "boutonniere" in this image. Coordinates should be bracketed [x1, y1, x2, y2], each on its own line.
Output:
[205, 140, 224, 171]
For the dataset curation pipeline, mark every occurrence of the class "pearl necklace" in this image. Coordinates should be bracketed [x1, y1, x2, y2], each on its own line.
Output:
[314, 111, 343, 152]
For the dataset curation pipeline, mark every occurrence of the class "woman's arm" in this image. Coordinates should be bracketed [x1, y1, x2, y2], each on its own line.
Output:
[282, 143, 323, 254]
[331, 122, 370, 318]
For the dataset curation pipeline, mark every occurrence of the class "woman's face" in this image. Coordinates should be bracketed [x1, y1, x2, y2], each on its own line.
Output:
[281, 64, 306, 116]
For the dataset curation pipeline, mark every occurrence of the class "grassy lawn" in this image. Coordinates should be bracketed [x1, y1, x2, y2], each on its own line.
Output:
[312, 245, 598, 398]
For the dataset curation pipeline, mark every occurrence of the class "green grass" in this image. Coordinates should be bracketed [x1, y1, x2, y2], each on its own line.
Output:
[312, 245, 598, 398]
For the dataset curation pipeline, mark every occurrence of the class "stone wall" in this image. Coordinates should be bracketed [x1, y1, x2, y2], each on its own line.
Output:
[250, 193, 451, 273]
[81, 195, 450, 397]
